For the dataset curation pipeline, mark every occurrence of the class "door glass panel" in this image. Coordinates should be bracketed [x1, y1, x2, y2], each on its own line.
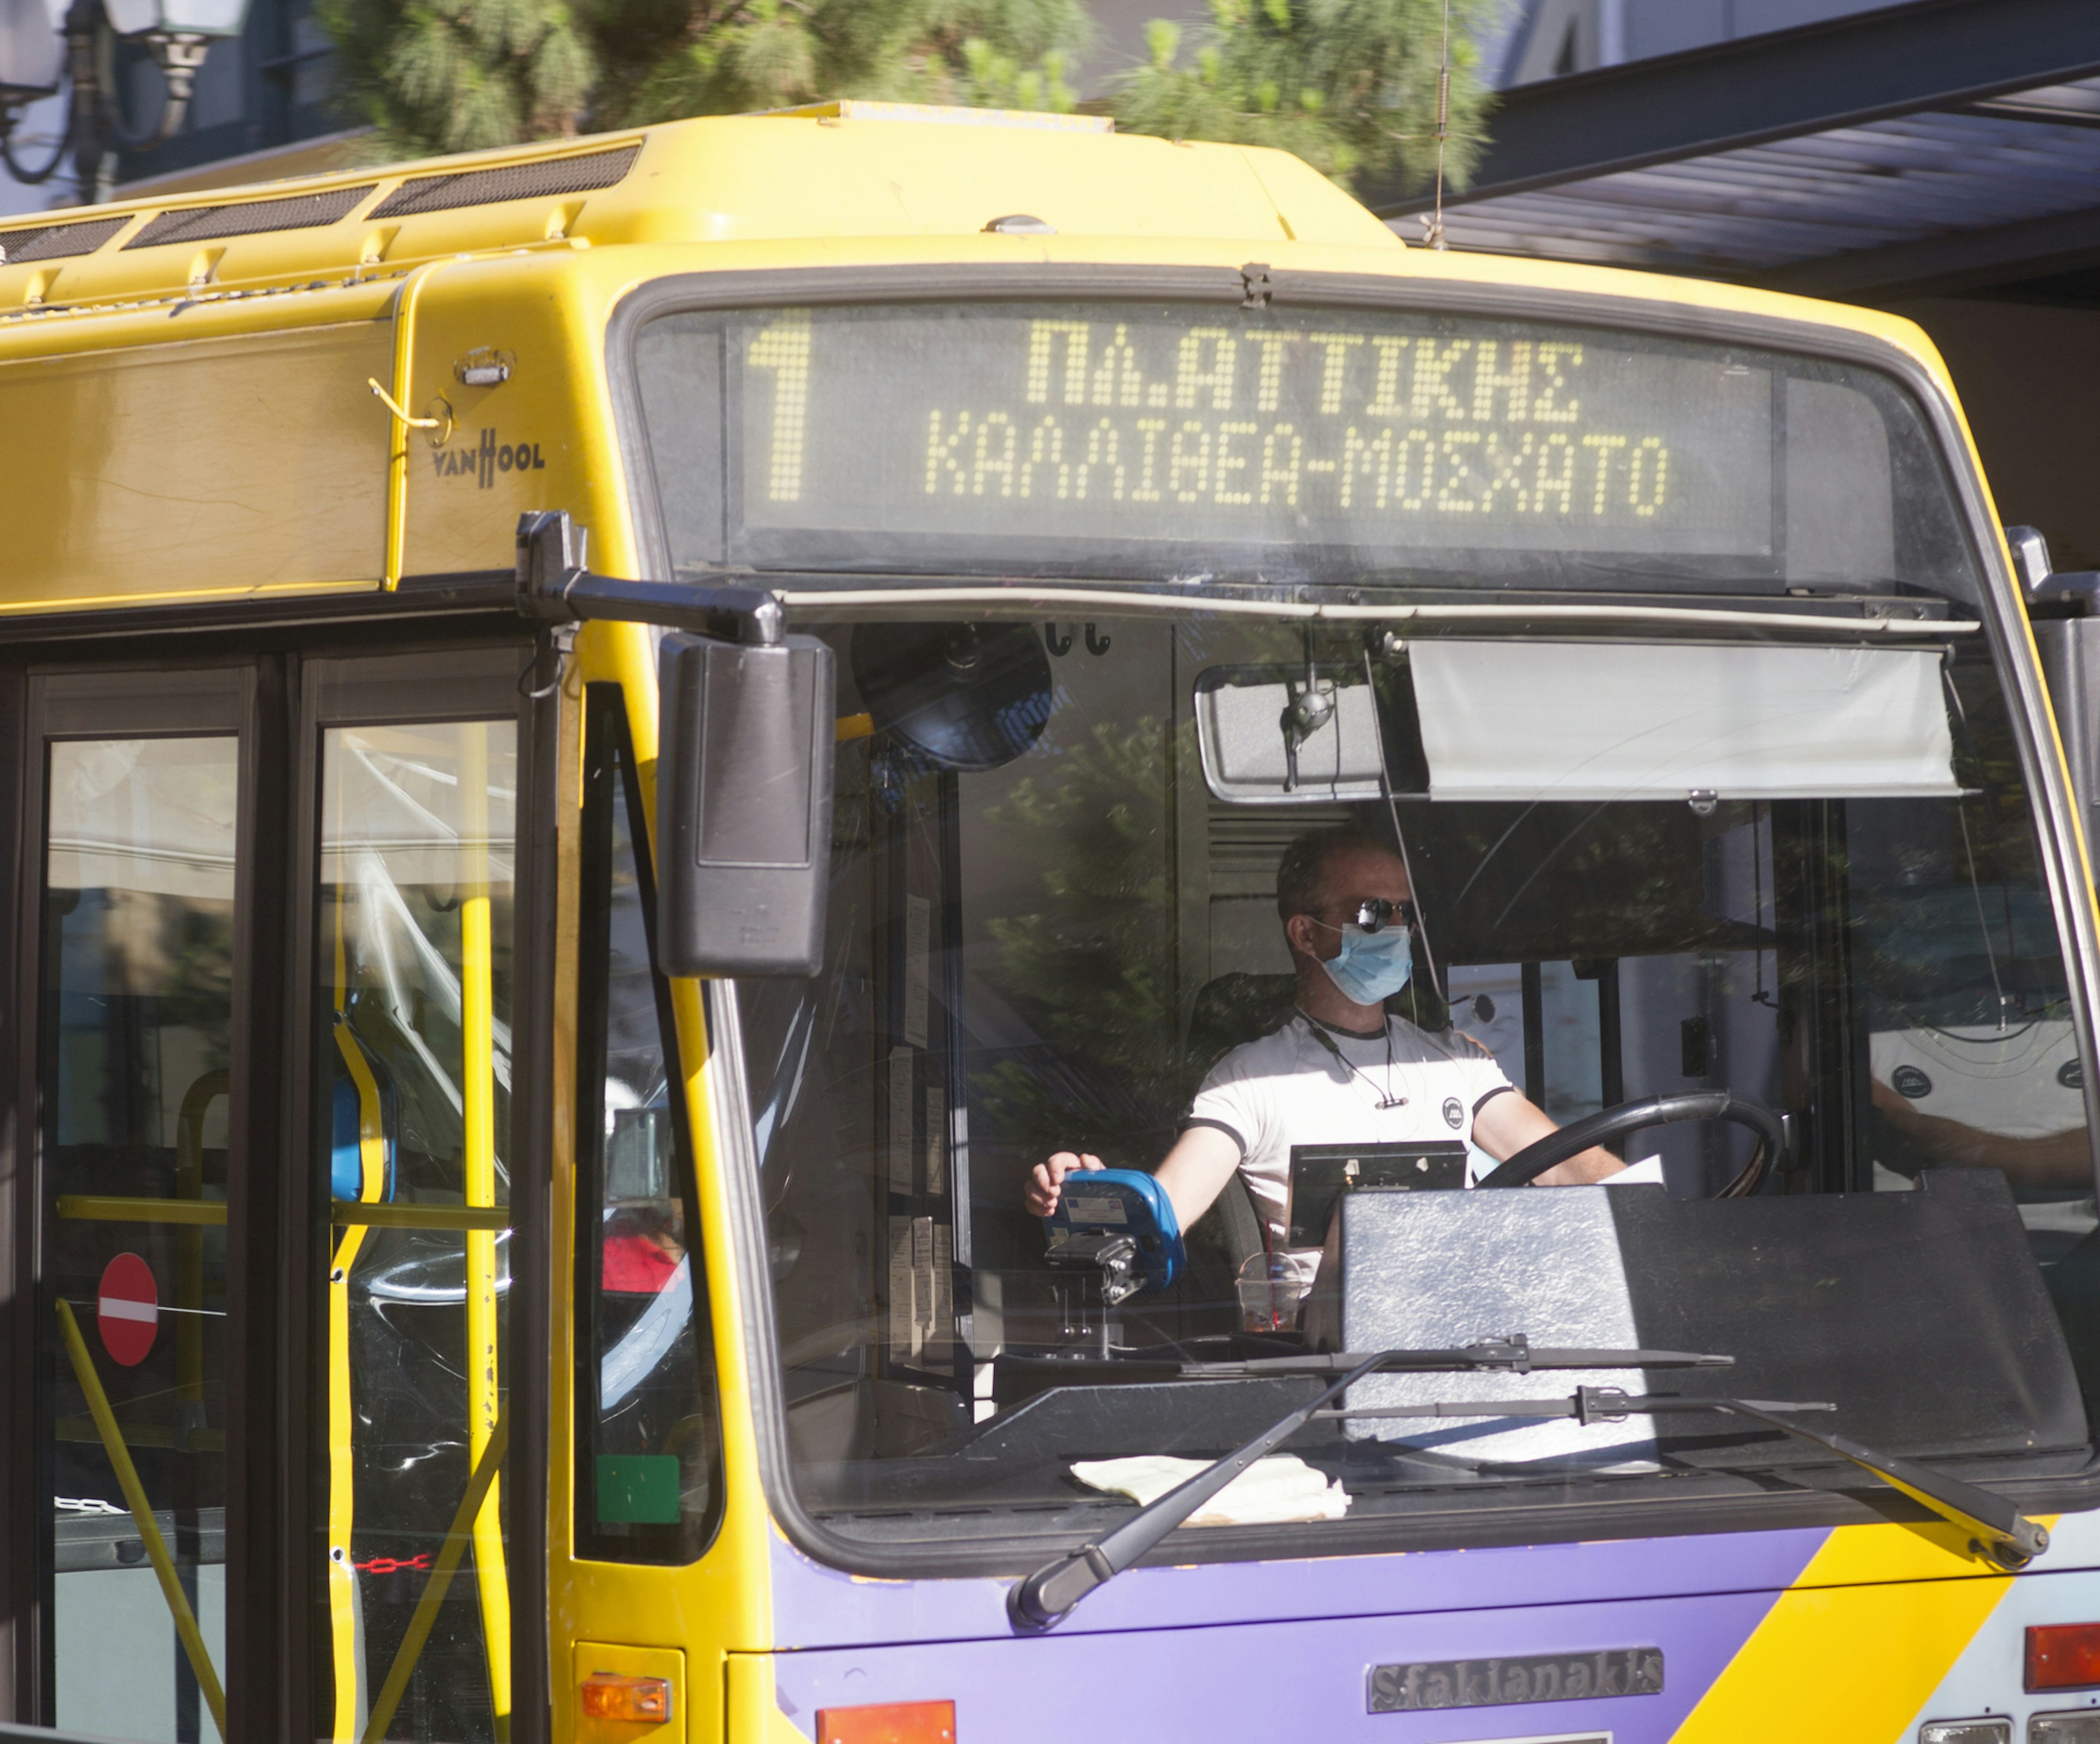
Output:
[314, 720, 517, 1744]
[574, 685, 721, 1564]
[40, 737, 238, 1743]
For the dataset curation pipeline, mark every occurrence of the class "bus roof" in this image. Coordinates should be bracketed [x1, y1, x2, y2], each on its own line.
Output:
[0, 107, 1399, 312]
[0, 100, 1957, 368]
[0, 103, 1981, 627]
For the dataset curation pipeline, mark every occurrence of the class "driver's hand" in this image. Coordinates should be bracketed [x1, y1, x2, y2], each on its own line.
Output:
[1026, 1151, 1103, 1217]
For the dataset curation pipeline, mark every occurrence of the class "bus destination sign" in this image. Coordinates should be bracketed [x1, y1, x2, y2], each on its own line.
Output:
[728, 305, 1777, 568]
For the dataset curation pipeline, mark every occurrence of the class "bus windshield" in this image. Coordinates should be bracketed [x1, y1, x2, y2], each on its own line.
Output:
[731, 600, 2100, 1556]
[640, 303, 2091, 1558]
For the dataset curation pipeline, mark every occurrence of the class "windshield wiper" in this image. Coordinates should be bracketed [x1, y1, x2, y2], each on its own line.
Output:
[1007, 1363, 2051, 1632]
[1602, 1393, 2050, 1572]
[1177, 1335, 1734, 1379]
[1008, 1344, 1718, 1632]
[1337, 1389, 2052, 1573]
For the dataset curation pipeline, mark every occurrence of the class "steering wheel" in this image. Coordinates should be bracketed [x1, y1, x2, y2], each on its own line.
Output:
[1475, 1090, 1789, 1197]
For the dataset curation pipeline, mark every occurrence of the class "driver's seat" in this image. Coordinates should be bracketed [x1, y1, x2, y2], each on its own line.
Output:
[1180, 973, 1295, 1292]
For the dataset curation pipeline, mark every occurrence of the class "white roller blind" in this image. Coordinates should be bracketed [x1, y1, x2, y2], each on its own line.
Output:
[1411, 640, 1961, 803]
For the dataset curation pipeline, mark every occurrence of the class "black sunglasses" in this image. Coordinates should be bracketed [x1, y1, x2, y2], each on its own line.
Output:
[1316, 897, 1417, 934]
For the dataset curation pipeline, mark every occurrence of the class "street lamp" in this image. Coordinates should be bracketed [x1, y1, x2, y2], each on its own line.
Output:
[0, 0, 252, 202]
[0, 0, 63, 108]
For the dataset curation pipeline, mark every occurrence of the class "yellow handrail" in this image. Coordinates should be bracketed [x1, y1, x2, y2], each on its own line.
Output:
[330, 1200, 509, 1232]
[460, 719, 512, 1739]
[359, 1407, 510, 1744]
[55, 1195, 226, 1226]
[327, 967, 388, 1737]
[55, 1298, 227, 1742]
[175, 1070, 230, 1432]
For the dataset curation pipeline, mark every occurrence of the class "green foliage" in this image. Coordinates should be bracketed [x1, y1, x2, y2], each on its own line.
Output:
[320, 0, 598, 156]
[324, 0, 1092, 157]
[1112, 0, 1500, 195]
[321, 0, 1487, 192]
[604, 0, 1089, 129]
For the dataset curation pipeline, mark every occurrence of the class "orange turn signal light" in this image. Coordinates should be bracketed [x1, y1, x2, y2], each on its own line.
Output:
[580, 1672, 673, 1723]
[815, 1699, 956, 1744]
[2029, 1624, 2100, 1691]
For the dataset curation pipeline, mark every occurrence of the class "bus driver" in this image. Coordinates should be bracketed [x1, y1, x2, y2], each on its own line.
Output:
[1025, 827, 1625, 1282]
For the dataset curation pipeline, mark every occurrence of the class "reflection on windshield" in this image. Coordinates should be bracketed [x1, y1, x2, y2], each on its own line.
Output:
[737, 615, 2097, 1550]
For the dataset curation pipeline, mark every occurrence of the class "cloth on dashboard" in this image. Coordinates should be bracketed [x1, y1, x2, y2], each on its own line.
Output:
[1183, 1012, 1513, 1284]
[1070, 1453, 1350, 1525]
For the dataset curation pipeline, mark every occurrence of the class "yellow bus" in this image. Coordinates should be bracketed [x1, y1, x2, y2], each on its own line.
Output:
[5, 97, 2100, 1744]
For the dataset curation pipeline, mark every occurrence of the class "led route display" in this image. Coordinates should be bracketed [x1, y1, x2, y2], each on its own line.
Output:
[726, 304, 1778, 568]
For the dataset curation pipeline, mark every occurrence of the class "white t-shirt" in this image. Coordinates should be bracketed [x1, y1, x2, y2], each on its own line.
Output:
[1870, 1020, 2086, 1142]
[1185, 1012, 1515, 1279]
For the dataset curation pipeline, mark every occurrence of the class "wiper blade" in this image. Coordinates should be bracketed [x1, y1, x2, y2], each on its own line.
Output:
[1328, 1389, 2050, 1573]
[1322, 1389, 1827, 1422]
[1010, 1343, 1723, 1634]
[1180, 1335, 1733, 1379]
[1646, 1395, 2048, 1572]
[1006, 1367, 2050, 1633]
[1008, 1346, 1394, 1632]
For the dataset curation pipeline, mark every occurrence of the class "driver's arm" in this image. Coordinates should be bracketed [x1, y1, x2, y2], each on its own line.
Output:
[1473, 1091, 1625, 1185]
[1024, 1125, 1242, 1229]
[1870, 1075, 2093, 1188]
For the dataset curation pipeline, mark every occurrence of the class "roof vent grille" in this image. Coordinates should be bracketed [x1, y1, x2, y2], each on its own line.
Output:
[126, 186, 377, 250]
[370, 144, 639, 220]
[0, 215, 131, 265]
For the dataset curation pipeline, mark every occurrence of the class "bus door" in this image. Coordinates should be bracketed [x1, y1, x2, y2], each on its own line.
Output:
[21, 646, 547, 1744]
[28, 668, 255, 1743]
[298, 649, 536, 1744]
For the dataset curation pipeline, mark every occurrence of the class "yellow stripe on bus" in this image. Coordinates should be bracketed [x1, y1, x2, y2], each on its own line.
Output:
[1674, 1523, 2038, 1741]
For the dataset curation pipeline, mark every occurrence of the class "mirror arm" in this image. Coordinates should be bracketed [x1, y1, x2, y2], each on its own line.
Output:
[515, 510, 783, 646]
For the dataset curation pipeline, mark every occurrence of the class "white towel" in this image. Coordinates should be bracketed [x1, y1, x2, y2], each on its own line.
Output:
[1070, 1454, 1350, 1525]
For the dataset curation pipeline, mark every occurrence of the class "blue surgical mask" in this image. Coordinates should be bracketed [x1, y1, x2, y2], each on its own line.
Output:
[1319, 923, 1414, 1006]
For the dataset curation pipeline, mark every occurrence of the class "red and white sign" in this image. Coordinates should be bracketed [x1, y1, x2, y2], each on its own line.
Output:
[97, 1253, 158, 1367]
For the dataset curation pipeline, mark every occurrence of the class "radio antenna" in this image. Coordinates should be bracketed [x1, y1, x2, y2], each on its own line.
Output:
[1422, 0, 1452, 250]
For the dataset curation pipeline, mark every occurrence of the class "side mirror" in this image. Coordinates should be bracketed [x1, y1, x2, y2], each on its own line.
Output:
[1193, 662, 1398, 804]
[2007, 524, 2054, 594]
[2032, 615, 2100, 862]
[657, 631, 835, 977]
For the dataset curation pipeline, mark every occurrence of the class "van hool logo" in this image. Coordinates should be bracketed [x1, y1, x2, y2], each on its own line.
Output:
[433, 429, 546, 488]
[1367, 1647, 1663, 1713]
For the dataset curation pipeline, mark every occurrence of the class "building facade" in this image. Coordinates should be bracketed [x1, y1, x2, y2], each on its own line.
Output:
[1500, 0, 1911, 84]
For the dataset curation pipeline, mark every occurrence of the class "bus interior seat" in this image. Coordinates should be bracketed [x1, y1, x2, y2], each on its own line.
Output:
[329, 1018, 397, 1203]
[1176, 973, 1296, 1310]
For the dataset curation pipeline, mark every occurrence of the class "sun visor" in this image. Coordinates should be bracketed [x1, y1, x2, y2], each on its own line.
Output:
[1410, 639, 1962, 803]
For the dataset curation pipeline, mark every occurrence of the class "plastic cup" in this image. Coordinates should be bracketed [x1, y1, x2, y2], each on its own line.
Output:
[1236, 1251, 1309, 1332]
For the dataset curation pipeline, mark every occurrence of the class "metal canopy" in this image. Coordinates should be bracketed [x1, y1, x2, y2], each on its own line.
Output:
[1372, 0, 2100, 298]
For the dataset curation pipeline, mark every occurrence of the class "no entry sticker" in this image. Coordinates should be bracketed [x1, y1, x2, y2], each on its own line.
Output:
[97, 1252, 158, 1367]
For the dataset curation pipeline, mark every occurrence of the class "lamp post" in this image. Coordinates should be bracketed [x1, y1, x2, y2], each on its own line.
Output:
[0, 0, 252, 203]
